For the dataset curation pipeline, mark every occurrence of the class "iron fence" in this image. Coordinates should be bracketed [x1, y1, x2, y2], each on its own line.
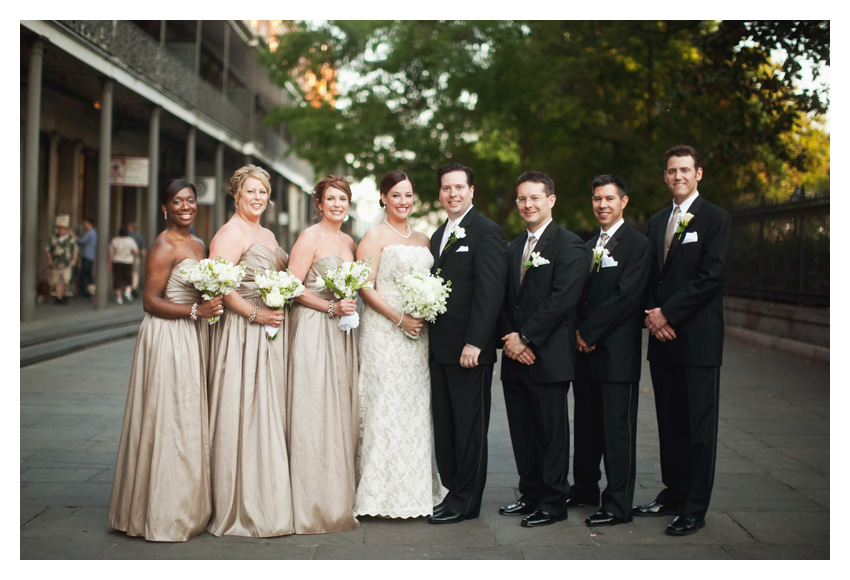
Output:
[726, 197, 829, 307]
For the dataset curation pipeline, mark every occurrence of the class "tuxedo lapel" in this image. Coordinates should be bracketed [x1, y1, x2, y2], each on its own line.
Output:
[511, 236, 525, 295]
[437, 207, 478, 268]
[663, 195, 704, 272]
[518, 224, 554, 297]
[432, 222, 446, 268]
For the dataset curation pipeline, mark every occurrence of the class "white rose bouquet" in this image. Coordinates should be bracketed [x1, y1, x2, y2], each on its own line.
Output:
[316, 258, 373, 332]
[253, 268, 305, 339]
[394, 267, 452, 339]
[179, 257, 247, 324]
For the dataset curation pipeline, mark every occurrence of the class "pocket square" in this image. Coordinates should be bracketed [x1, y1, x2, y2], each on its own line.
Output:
[601, 254, 618, 268]
[682, 231, 699, 244]
[456, 245, 469, 252]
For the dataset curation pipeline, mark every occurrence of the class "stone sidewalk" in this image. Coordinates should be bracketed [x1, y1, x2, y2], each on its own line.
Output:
[20, 332, 828, 560]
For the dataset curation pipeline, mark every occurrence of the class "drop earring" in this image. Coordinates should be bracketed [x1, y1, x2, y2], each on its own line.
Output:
[163, 211, 168, 220]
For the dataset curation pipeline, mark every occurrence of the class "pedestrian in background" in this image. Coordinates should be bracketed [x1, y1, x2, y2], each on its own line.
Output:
[77, 218, 97, 298]
[44, 215, 78, 305]
[109, 227, 138, 304]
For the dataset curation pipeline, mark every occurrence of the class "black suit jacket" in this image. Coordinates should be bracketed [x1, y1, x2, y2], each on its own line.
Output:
[430, 207, 507, 366]
[577, 223, 652, 383]
[644, 194, 731, 367]
[498, 223, 589, 384]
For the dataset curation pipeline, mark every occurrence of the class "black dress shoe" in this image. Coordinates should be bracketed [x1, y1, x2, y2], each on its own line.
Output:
[521, 510, 567, 528]
[584, 510, 629, 526]
[431, 501, 449, 517]
[633, 500, 677, 517]
[427, 508, 465, 525]
[499, 500, 535, 516]
[666, 516, 705, 536]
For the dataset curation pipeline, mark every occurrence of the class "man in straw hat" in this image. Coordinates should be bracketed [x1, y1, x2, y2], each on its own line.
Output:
[44, 215, 78, 305]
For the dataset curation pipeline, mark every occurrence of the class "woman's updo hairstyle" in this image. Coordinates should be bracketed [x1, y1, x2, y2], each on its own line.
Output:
[378, 170, 412, 208]
[229, 164, 272, 203]
[312, 175, 352, 211]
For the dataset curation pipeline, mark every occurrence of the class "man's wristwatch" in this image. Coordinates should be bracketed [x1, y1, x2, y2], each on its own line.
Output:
[520, 334, 530, 346]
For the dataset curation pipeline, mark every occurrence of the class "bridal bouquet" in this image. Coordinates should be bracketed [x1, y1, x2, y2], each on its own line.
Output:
[179, 257, 247, 324]
[253, 268, 305, 339]
[316, 258, 373, 332]
[394, 268, 452, 339]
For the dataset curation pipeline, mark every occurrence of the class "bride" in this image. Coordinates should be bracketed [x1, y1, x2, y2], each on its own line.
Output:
[354, 170, 446, 518]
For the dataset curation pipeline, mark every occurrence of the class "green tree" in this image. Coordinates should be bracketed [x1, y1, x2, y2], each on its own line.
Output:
[264, 20, 829, 237]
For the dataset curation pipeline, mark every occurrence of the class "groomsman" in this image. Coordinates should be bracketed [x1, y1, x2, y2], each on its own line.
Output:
[428, 163, 507, 524]
[497, 171, 589, 527]
[637, 145, 731, 535]
[568, 174, 651, 526]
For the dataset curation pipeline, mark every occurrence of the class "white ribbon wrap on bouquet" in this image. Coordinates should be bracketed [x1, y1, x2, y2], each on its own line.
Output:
[264, 324, 280, 339]
[338, 312, 360, 333]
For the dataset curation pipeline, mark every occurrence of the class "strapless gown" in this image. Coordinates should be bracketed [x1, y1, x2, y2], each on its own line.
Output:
[207, 245, 294, 537]
[107, 259, 211, 542]
[354, 245, 447, 517]
[287, 255, 359, 534]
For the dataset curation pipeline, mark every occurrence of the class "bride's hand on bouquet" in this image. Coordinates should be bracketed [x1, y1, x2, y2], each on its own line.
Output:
[399, 313, 424, 337]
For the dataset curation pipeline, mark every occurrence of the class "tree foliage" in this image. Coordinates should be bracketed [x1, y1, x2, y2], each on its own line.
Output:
[264, 20, 829, 237]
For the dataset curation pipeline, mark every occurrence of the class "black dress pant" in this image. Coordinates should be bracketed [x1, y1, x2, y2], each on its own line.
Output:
[430, 360, 492, 518]
[502, 374, 570, 516]
[649, 360, 720, 520]
[572, 377, 639, 520]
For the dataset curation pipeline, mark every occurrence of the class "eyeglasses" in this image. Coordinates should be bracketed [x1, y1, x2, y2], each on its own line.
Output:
[515, 196, 547, 206]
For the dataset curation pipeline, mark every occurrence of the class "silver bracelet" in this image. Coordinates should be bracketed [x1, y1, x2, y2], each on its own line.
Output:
[396, 311, 404, 326]
[248, 305, 259, 323]
[328, 300, 335, 318]
[190, 303, 198, 321]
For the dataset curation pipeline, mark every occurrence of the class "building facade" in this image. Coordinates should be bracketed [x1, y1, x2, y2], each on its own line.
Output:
[21, 20, 317, 320]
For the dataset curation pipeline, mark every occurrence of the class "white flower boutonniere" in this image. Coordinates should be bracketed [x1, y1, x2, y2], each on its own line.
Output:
[445, 226, 466, 251]
[592, 247, 609, 273]
[524, 251, 550, 269]
[675, 212, 695, 240]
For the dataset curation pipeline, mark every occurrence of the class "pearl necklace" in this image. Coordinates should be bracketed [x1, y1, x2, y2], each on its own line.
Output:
[384, 219, 411, 239]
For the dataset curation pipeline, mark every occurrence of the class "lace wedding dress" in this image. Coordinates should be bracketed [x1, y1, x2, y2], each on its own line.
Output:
[354, 244, 446, 518]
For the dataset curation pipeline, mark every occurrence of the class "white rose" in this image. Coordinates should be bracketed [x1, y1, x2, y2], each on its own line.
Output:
[265, 288, 285, 308]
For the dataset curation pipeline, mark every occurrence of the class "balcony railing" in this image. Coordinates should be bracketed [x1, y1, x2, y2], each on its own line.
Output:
[58, 20, 291, 159]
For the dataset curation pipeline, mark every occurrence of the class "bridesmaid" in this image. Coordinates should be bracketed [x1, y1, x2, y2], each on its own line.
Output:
[206, 164, 294, 537]
[287, 175, 359, 534]
[108, 179, 223, 542]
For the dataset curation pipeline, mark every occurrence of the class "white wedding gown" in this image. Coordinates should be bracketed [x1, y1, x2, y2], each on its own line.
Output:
[354, 244, 446, 518]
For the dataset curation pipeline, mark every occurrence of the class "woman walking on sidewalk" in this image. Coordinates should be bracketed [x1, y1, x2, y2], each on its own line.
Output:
[107, 179, 222, 542]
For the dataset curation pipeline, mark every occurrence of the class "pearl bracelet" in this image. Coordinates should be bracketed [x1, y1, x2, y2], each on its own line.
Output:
[328, 300, 335, 318]
[248, 305, 259, 323]
[190, 303, 198, 321]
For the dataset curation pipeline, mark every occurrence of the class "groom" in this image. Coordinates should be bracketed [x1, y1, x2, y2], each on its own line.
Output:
[428, 163, 507, 524]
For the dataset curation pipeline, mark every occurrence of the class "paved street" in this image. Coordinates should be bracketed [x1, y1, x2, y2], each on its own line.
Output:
[20, 325, 828, 560]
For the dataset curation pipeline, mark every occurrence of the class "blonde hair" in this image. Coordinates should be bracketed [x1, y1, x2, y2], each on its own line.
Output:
[230, 164, 272, 203]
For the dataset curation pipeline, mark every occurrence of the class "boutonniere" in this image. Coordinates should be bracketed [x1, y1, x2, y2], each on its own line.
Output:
[445, 226, 466, 250]
[592, 247, 609, 272]
[675, 212, 694, 240]
[524, 251, 550, 269]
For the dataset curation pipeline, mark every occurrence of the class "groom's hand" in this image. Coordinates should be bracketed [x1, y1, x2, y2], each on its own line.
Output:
[460, 344, 481, 368]
[501, 333, 536, 365]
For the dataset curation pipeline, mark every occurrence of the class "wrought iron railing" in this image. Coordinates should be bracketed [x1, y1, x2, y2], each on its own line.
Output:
[58, 20, 288, 154]
[726, 197, 829, 307]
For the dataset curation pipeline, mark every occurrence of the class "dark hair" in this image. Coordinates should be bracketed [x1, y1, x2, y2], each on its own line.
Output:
[591, 174, 628, 198]
[160, 179, 197, 207]
[312, 174, 352, 210]
[378, 170, 413, 207]
[664, 145, 701, 171]
[118, 226, 128, 237]
[437, 163, 473, 188]
[516, 171, 555, 196]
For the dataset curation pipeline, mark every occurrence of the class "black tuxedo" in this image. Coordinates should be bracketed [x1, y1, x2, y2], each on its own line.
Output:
[497, 223, 588, 516]
[644, 194, 731, 521]
[429, 206, 507, 517]
[569, 223, 651, 520]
